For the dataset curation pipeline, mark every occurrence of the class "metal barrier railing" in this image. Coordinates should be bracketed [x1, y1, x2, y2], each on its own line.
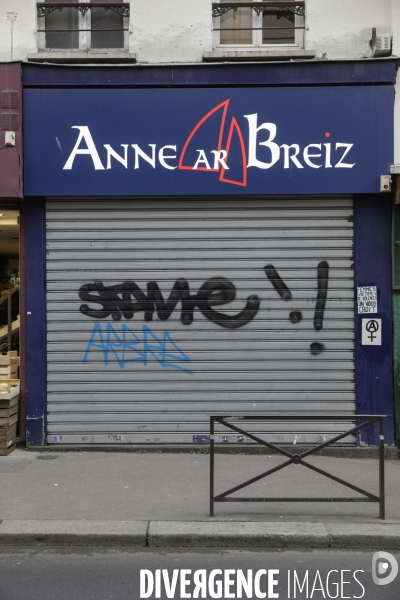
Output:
[209, 414, 386, 519]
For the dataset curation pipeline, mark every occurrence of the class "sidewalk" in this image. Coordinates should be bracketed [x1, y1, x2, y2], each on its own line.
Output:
[0, 449, 399, 548]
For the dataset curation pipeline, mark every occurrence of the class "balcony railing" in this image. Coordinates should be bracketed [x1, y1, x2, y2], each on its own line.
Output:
[213, 1, 305, 17]
[37, 2, 130, 18]
[36, 2, 129, 48]
[212, 1, 306, 47]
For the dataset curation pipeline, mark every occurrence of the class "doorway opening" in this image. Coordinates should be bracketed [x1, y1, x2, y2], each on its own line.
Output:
[0, 208, 20, 447]
[0, 210, 20, 354]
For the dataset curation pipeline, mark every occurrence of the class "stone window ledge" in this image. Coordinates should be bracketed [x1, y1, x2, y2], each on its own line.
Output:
[27, 50, 136, 64]
[203, 49, 316, 62]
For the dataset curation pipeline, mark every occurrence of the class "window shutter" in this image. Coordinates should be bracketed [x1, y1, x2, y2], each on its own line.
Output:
[1, 91, 19, 109]
[0, 90, 20, 131]
[1, 113, 9, 130]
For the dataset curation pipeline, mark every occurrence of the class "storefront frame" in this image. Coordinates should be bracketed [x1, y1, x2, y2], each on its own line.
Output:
[22, 60, 396, 446]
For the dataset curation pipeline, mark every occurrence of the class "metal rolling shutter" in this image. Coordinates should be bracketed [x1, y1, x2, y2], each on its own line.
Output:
[46, 197, 355, 445]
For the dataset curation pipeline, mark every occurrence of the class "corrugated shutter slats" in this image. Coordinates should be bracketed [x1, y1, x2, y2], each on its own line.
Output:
[46, 197, 355, 444]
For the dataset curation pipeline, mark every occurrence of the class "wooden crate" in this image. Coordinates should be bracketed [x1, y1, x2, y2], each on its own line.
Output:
[0, 412, 18, 428]
[0, 393, 19, 411]
[0, 423, 17, 442]
[0, 381, 20, 405]
[0, 379, 20, 454]
[0, 366, 18, 378]
[0, 437, 17, 451]
[0, 402, 18, 419]
[0, 378, 20, 386]
[0, 351, 19, 377]
[0, 444, 16, 456]
[0, 400, 18, 454]
[0, 417, 17, 455]
[0, 352, 18, 366]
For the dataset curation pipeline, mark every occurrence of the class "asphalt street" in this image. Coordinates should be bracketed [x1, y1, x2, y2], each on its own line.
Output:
[0, 547, 399, 600]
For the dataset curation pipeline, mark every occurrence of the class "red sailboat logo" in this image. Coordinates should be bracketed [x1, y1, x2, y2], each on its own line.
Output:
[178, 99, 247, 187]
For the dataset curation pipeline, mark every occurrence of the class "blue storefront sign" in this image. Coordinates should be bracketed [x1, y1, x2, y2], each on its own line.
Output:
[24, 85, 393, 197]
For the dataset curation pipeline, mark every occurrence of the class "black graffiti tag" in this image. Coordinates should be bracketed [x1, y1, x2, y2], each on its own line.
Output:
[79, 277, 260, 330]
[314, 260, 329, 331]
[264, 264, 292, 300]
[265, 263, 303, 324]
[309, 260, 329, 355]
[265, 261, 329, 356]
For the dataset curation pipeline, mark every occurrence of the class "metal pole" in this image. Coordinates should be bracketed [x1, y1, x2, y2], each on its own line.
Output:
[7, 293, 11, 352]
[210, 417, 215, 517]
[379, 417, 385, 519]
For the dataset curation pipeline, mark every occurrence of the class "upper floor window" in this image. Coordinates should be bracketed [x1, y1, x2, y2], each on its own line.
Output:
[36, 1, 129, 50]
[212, 1, 305, 49]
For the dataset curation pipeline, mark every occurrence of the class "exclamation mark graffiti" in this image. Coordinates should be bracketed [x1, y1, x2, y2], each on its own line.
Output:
[310, 260, 329, 355]
[264, 264, 302, 323]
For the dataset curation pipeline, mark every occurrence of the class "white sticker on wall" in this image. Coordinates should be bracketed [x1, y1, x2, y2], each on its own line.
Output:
[362, 318, 382, 345]
[357, 286, 378, 314]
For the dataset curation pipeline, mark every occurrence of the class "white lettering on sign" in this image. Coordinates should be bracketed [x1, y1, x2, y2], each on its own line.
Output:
[63, 126, 105, 170]
[193, 149, 212, 170]
[62, 118, 356, 174]
[303, 144, 322, 169]
[211, 149, 229, 170]
[158, 146, 178, 170]
[104, 144, 129, 169]
[244, 114, 280, 169]
[362, 318, 382, 345]
[357, 286, 378, 314]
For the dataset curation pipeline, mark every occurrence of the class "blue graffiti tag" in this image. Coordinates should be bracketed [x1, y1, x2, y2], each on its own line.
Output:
[83, 322, 193, 375]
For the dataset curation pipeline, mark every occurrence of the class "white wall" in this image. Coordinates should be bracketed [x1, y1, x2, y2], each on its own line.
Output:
[391, 0, 400, 166]
[391, 0, 400, 56]
[0, 0, 213, 63]
[0, 0, 397, 63]
[0, 0, 37, 62]
[130, 0, 212, 63]
[306, 0, 391, 59]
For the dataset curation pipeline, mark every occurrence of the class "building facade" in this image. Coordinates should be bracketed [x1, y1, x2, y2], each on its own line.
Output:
[0, 0, 399, 448]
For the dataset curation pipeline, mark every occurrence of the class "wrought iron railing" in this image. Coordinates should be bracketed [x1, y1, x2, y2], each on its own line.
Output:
[212, 1, 305, 18]
[212, 1, 306, 45]
[37, 2, 129, 18]
[36, 2, 129, 40]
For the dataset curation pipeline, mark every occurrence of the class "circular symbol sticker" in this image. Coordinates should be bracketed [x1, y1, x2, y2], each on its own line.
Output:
[366, 319, 379, 342]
